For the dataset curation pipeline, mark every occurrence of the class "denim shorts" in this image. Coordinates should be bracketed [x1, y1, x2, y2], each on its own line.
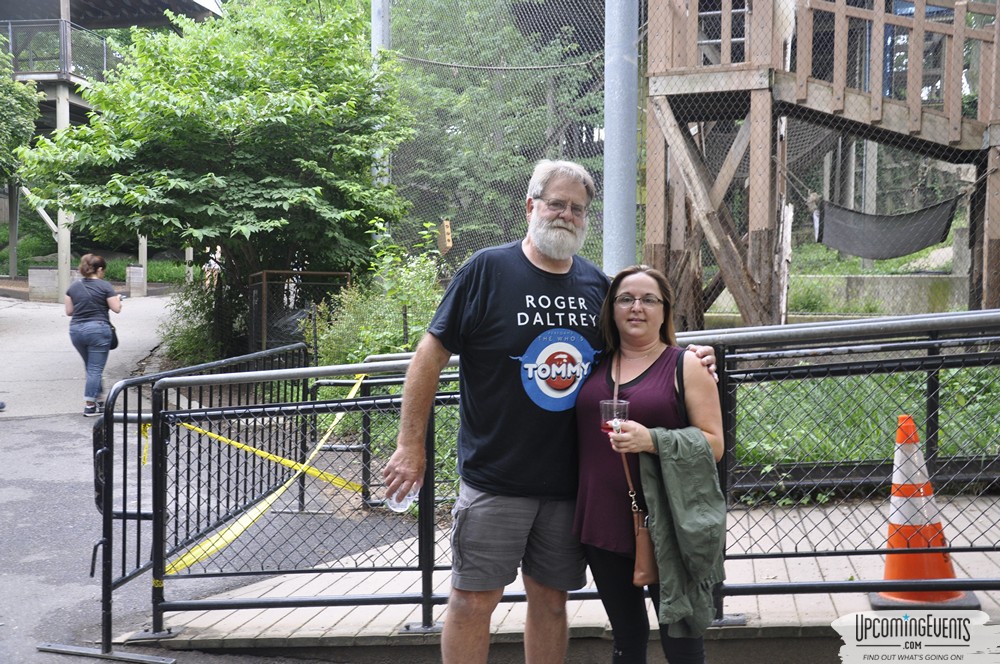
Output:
[449, 482, 586, 592]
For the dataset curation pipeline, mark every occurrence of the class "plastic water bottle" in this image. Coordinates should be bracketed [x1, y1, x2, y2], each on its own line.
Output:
[385, 484, 422, 512]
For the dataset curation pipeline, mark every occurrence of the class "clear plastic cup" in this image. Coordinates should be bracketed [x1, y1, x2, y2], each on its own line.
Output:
[385, 484, 422, 512]
[599, 399, 629, 433]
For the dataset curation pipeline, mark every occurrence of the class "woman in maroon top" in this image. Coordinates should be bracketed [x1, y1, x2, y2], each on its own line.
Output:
[574, 265, 723, 664]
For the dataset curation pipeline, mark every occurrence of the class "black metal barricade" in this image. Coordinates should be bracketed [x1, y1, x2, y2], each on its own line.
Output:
[77, 344, 309, 663]
[712, 310, 1000, 603]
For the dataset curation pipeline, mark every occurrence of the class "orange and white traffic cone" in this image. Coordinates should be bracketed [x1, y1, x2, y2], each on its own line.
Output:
[869, 415, 979, 609]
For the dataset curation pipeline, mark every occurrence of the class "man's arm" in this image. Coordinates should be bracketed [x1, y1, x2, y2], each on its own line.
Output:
[383, 332, 453, 501]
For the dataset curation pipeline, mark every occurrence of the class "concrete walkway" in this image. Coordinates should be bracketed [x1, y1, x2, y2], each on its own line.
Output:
[0, 290, 177, 664]
[0, 291, 170, 417]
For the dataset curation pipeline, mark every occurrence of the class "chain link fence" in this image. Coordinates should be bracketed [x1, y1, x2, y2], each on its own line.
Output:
[718, 313, 1000, 562]
[156, 375, 462, 576]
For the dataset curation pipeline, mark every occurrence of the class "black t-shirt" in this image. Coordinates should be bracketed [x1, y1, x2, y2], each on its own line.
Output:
[429, 241, 609, 498]
[66, 278, 116, 324]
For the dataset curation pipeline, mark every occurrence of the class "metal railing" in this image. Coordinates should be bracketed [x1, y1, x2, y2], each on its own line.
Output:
[86, 343, 310, 660]
[712, 310, 1000, 602]
[89, 311, 1000, 653]
[2, 19, 121, 83]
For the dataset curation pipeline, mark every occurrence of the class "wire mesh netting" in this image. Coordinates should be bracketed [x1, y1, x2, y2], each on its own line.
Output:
[388, 0, 607, 269]
[723, 334, 1000, 558]
[386, 0, 986, 326]
[159, 383, 462, 575]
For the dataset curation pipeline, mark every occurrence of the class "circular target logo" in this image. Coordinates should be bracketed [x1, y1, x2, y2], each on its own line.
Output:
[541, 350, 576, 392]
[519, 329, 597, 411]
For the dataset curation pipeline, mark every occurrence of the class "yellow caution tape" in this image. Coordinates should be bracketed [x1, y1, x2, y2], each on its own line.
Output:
[165, 374, 369, 574]
[178, 423, 363, 492]
[165, 472, 296, 574]
[141, 423, 150, 466]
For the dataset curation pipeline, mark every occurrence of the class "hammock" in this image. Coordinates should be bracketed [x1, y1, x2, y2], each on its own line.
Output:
[814, 196, 959, 260]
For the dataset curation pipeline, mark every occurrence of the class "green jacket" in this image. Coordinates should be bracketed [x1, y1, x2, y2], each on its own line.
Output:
[639, 425, 726, 638]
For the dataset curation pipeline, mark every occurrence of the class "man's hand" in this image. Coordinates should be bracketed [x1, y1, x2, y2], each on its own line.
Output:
[383, 333, 450, 501]
[383, 443, 427, 502]
[686, 344, 718, 382]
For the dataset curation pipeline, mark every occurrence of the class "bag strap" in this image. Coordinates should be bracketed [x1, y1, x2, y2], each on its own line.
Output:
[614, 354, 640, 515]
[80, 278, 111, 311]
[675, 349, 689, 426]
[621, 454, 640, 514]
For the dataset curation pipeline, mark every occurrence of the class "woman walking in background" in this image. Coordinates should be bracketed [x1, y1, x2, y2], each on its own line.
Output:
[65, 254, 121, 416]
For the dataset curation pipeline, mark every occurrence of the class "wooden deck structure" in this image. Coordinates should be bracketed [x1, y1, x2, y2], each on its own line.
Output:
[645, 0, 1000, 328]
[142, 499, 1000, 658]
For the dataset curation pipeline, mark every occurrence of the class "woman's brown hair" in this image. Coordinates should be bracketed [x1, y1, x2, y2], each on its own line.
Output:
[598, 264, 677, 358]
[78, 254, 107, 278]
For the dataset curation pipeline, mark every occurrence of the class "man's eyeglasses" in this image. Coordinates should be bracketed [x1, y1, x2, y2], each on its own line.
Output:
[614, 295, 664, 309]
[538, 198, 587, 218]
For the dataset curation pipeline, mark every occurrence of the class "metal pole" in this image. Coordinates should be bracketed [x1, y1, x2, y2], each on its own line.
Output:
[419, 407, 436, 629]
[371, 0, 390, 186]
[371, 0, 390, 55]
[603, 0, 639, 276]
[55, 81, 73, 301]
[7, 183, 18, 277]
[150, 387, 167, 636]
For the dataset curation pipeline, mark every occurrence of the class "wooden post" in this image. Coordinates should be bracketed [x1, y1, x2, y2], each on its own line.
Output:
[908, 0, 927, 134]
[650, 96, 768, 325]
[982, 16, 1000, 309]
[747, 89, 777, 323]
[646, 0, 670, 275]
[985, 147, 1000, 308]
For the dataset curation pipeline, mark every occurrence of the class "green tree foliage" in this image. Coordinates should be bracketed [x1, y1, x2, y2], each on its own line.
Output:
[18, 0, 412, 353]
[389, 0, 603, 266]
[0, 40, 41, 185]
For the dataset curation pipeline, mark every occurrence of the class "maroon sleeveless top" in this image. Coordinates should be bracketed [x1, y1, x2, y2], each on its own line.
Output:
[573, 346, 687, 554]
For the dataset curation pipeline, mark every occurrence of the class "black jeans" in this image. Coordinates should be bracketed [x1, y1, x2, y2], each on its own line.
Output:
[584, 545, 706, 664]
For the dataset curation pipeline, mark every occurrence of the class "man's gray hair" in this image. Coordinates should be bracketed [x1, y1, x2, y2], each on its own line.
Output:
[525, 159, 596, 204]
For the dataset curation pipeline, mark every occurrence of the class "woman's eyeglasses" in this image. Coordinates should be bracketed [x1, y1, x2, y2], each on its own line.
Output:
[614, 295, 664, 309]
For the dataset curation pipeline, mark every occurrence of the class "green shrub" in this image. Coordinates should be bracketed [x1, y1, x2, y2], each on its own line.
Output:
[2, 231, 191, 284]
[158, 278, 221, 365]
[843, 297, 882, 315]
[145, 260, 190, 284]
[313, 223, 444, 366]
[0, 233, 58, 274]
[788, 282, 829, 313]
[104, 258, 191, 284]
[314, 254, 442, 366]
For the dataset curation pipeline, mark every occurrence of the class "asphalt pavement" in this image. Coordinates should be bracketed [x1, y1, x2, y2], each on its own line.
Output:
[0, 293, 317, 664]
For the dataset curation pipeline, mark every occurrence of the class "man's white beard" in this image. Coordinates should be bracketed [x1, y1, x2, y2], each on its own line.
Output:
[529, 208, 587, 261]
